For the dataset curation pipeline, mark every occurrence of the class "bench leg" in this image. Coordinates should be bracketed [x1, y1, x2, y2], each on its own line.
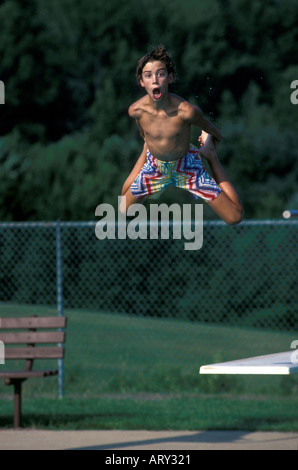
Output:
[12, 380, 23, 429]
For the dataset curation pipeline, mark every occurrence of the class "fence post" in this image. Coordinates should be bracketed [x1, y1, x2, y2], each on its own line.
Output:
[56, 220, 64, 398]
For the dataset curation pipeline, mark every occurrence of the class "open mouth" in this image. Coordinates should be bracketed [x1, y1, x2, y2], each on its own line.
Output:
[152, 87, 162, 99]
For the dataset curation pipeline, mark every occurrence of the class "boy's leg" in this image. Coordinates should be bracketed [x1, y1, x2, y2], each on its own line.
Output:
[120, 187, 145, 214]
[121, 142, 147, 196]
[199, 132, 244, 225]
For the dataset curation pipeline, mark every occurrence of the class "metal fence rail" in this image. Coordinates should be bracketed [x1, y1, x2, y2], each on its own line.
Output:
[0, 220, 297, 397]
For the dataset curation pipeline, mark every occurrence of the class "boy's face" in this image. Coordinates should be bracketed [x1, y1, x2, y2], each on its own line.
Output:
[140, 60, 173, 102]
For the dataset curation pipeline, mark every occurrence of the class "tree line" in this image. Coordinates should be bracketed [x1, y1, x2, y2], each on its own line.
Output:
[0, 0, 297, 220]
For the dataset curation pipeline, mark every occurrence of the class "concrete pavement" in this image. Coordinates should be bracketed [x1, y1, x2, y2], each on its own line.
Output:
[0, 429, 297, 450]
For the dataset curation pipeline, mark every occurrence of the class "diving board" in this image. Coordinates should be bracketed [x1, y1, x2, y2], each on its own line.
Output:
[200, 351, 298, 375]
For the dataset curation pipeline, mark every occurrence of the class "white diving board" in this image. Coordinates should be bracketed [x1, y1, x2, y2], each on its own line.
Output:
[200, 351, 298, 375]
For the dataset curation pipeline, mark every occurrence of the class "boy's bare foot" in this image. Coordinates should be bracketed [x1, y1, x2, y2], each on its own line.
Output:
[198, 131, 218, 162]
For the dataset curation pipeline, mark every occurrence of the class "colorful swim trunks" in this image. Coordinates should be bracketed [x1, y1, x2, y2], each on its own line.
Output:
[131, 144, 222, 202]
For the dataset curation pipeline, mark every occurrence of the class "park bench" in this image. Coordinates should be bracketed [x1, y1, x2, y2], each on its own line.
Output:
[0, 316, 66, 428]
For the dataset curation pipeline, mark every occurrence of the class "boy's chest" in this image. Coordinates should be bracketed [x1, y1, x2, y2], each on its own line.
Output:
[140, 112, 188, 140]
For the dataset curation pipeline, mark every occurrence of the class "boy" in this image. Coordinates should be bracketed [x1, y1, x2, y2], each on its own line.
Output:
[120, 46, 244, 225]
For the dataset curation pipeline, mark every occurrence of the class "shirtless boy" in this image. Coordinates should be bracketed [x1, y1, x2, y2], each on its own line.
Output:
[120, 46, 244, 225]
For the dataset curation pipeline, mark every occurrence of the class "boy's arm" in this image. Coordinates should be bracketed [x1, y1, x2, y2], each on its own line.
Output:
[121, 102, 147, 195]
[185, 103, 223, 142]
[129, 101, 146, 140]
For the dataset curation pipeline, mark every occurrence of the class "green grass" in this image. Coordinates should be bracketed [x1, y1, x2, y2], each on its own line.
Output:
[0, 303, 297, 430]
[0, 395, 298, 431]
[54, 306, 297, 395]
[0, 303, 297, 396]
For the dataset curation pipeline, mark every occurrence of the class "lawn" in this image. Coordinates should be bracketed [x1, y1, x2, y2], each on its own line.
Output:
[0, 303, 297, 430]
[0, 394, 298, 431]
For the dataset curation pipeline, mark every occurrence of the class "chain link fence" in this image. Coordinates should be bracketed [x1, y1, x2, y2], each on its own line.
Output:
[0, 218, 297, 397]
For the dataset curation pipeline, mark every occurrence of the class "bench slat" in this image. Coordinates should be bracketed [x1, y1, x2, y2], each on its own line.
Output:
[0, 331, 65, 344]
[4, 347, 64, 359]
[0, 317, 66, 329]
[0, 370, 58, 379]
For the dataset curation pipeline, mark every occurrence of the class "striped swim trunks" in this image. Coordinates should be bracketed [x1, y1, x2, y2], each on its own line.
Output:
[131, 144, 222, 202]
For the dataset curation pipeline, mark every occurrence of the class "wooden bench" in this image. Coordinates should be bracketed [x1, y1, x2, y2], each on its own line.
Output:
[0, 316, 66, 428]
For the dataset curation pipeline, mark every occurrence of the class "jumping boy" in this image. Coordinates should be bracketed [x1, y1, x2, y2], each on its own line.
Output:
[120, 46, 244, 225]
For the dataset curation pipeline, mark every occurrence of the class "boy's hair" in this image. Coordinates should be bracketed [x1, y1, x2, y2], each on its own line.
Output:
[136, 45, 177, 84]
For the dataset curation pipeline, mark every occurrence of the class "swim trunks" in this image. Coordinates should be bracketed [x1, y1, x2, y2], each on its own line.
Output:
[131, 144, 222, 202]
